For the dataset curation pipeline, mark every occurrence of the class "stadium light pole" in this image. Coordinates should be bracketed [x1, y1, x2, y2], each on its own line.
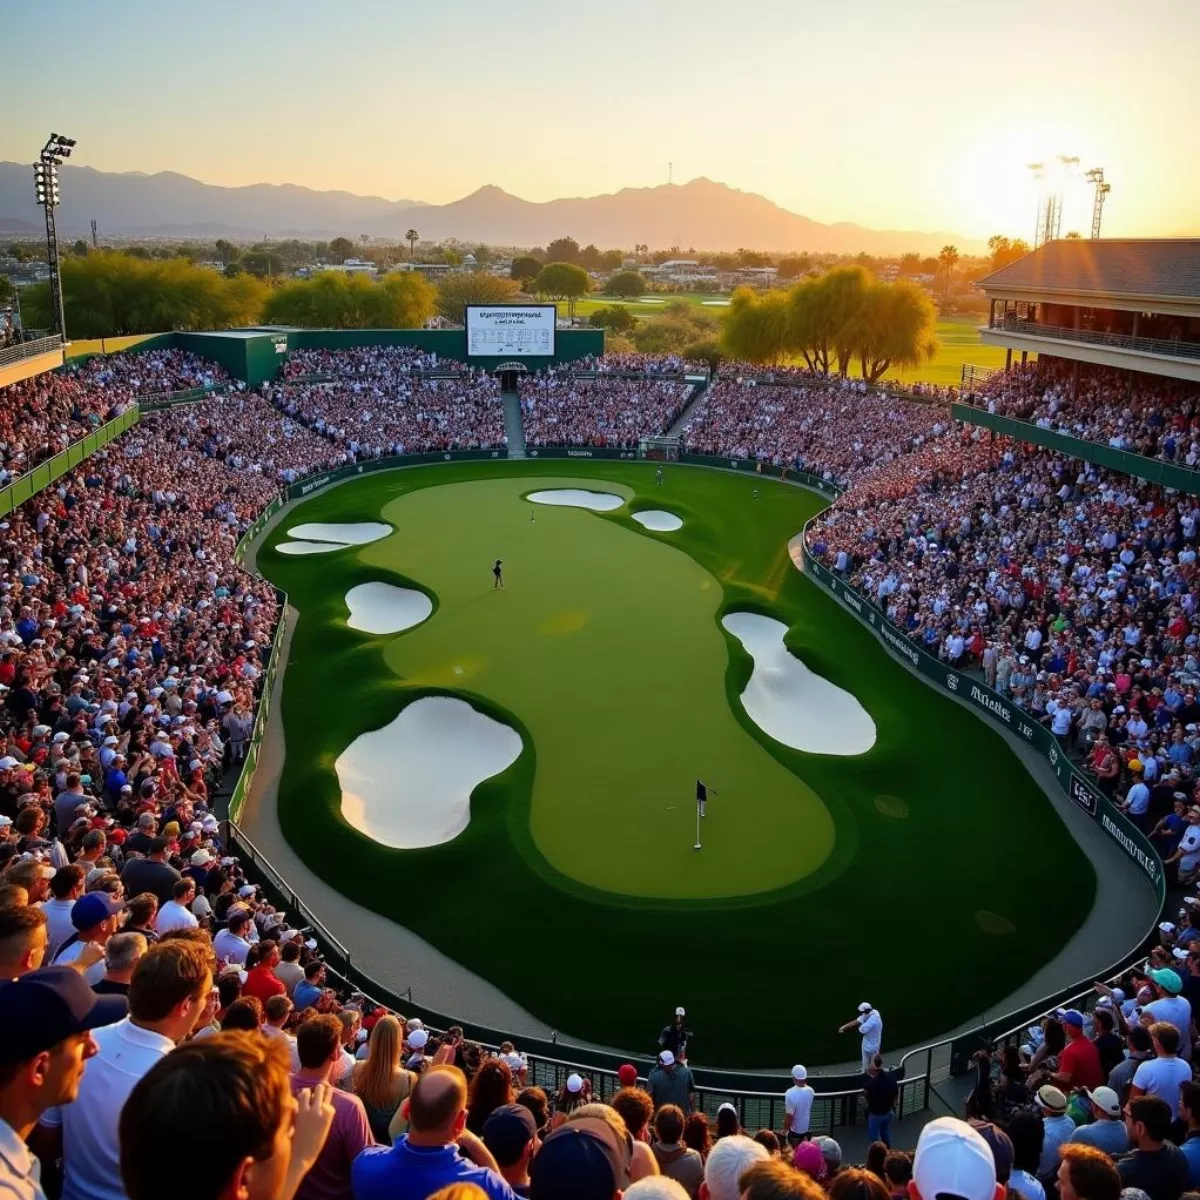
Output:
[32, 133, 76, 341]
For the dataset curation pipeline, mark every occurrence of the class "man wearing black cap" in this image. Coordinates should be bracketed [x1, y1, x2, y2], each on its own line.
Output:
[484, 1103, 539, 1196]
[530, 1116, 630, 1200]
[0, 966, 126, 1198]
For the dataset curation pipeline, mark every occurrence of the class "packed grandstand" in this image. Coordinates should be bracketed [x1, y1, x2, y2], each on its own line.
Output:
[4, 300, 1200, 1199]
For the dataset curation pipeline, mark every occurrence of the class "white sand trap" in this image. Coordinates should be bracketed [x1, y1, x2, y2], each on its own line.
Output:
[701, 299, 732, 306]
[345, 582, 433, 635]
[336, 697, 523, 849]
[632, 509, 684, 532]
[277, 539, 353, 556]
[721, 611, 876, 755]
[288, 521, 392, 545]
[527, 489, 624, 512]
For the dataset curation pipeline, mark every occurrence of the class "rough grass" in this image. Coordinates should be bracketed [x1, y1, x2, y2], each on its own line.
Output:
[256, 460, 1092, 1066]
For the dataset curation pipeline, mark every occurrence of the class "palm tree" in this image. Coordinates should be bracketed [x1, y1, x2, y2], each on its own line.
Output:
[938, 244, 959, 302]
[405, 229, 419, 260]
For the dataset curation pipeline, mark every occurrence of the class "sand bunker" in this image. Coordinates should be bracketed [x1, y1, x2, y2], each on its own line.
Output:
[632, 510, 684, 532]
[721, 611, 876, 755]
[345, 582, 433, 635]
[288, 522, 392, 545]
[701, 299, 732, 307]
[277, 539, 353, 556]
[277, 521, 392, 556]
[527, 489, 624, 512]
[336, 696, 523, 849]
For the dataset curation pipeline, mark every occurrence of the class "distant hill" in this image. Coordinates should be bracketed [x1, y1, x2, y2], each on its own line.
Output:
[0, 215, 38, 233]
[0, 162, 983, 254]
[0, 163, 423, 241]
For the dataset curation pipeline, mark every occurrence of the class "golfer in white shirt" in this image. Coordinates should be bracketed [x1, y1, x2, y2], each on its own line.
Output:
[839, 1002, 883, 1072]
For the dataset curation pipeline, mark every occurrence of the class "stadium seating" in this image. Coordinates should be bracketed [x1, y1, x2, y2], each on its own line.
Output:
[1, 346, 1192, 1200]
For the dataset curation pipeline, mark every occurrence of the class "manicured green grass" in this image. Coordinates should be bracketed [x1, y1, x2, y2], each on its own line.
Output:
[363, 476, 833, 899]
[259, 461, 1093, 1066]
[881, 314, 1012, 388]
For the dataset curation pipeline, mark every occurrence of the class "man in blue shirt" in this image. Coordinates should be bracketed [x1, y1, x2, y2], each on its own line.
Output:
[292, 961, 328, 1012]
[352, 1064, 517, 1200]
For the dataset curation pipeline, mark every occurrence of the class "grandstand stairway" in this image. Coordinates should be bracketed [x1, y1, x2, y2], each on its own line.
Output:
[501, 390, 527, 459]
[666, 376, 711, 437]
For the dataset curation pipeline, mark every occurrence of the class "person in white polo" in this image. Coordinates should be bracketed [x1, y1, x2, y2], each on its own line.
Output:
[839, 1002, 882, 1072]
[783, 1064, 814, 1145]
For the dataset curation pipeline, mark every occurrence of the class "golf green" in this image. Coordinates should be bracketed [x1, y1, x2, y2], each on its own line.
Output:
[259, 460, 1095, 1066]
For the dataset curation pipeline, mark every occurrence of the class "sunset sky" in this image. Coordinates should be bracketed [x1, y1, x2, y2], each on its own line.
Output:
[4, 0, 1197, 240]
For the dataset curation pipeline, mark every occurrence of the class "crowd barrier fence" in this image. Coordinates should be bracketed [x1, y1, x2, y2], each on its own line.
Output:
[213, 451, 1164, 1128]
[0, 405, 140, 517]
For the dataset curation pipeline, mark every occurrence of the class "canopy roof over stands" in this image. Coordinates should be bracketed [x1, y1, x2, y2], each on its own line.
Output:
[979, 238, 1200, 316]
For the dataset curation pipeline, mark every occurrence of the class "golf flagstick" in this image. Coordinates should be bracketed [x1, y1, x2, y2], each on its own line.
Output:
[694, 797, 702, 851]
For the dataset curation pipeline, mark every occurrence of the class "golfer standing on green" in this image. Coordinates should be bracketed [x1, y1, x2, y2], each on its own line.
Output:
[493, 559, 504, 590]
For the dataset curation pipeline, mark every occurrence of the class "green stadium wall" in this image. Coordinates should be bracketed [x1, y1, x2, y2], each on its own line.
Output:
[952, 404, 1200, 495]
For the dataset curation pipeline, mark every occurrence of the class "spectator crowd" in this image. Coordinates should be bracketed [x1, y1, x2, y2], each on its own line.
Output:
[965, 360, 1200, 468]
[520, 375, 692, 448]
[281, 345, 468, 381]
[6, 343, 1200, 1198]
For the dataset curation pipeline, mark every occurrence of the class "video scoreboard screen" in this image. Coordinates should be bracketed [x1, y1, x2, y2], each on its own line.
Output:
[465, 305, 557, 357]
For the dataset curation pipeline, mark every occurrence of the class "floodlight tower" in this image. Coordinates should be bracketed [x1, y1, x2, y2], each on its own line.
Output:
[1086, 167, 1111, 239]
[32, 133, 76, 339]
[1028, 163, 1047, 247]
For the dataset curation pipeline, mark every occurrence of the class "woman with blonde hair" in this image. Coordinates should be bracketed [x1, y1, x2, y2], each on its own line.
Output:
[350, 1015, 414, 1144]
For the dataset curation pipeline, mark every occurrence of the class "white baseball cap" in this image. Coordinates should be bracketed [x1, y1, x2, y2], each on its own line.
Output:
[566, 1072, 585, 1093]
[792, 1064, 808, 1081]
[913, 1117, 998, 1200]
[675, 1006, 686, 1017]
[658, 1050, 675, 1067]
[858, 1002, 873, 1013]
[407, 1029, 428, 1049]
[1085, 1086, 1121, 1118]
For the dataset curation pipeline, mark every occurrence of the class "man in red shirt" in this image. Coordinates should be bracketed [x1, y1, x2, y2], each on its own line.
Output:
[243, 942, 286, 1004]
[1052, 1010, 1105, 1092]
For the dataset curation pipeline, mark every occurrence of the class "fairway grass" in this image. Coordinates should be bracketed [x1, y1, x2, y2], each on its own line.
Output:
[259, 460, 1093, 1065]
[365, 476, 835, 899]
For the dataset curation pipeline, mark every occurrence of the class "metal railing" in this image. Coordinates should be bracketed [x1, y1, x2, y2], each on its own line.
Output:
[0, 332, 63, 369]
[992, 318, 1200, 361]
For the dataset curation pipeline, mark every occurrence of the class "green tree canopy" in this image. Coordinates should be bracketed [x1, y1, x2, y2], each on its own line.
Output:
[545, 237, 581, 265]
[853, 279, 939, 383]
[435, 272, 520, 322]
[588, 306, 637, 334]
[510, 255, 542, 285]
[720, 268, 938, 382]
[0, 275, 13, 304]
[19, 251, 267, 337]
[532, 262, 590, 317]
[720, 286, 793, 363]
[604, 271, 646, 298]
[329, 236, 355, 263]
[261, 271, 436, 329]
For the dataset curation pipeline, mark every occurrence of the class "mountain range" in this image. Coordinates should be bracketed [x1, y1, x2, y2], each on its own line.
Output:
[0, 162, 984, 255]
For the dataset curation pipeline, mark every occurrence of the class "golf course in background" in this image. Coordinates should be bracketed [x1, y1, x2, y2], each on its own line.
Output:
[259, 460, 1093, 1066]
